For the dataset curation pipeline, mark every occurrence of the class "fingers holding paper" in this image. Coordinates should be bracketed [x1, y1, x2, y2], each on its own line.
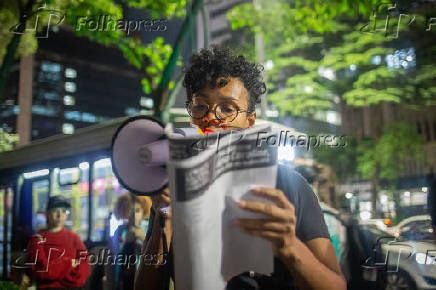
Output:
[234, 187, 297, 258]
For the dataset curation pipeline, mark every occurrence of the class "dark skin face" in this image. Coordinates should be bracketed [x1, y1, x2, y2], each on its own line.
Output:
[189, 77, 256, 132]
[154, 77, 256, 218]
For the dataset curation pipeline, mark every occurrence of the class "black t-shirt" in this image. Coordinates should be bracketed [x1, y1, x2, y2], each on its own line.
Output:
[145, 164, 331, 289]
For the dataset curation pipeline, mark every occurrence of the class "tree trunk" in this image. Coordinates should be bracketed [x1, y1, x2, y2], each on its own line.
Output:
[363, 106, 372, 138]
[0, 0, 37, 103]
[16, 54, 34, 146]
[0, 33, 22, 103]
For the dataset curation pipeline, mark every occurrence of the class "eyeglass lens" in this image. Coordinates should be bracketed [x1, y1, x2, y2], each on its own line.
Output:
[189, 101, 238, 120]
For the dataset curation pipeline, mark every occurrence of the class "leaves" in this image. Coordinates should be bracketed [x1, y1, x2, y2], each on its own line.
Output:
[225, 0, 434, 188]
[357, 123, 424, 182]
[0, 128, 19, 152]
[141, 78, 151, 94]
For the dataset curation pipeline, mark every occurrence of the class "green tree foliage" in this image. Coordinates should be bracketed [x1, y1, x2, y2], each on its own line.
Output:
[0, 128, 19, 152]
[357, 123, 424, 183]
[227, 1, 433, 215]
[356, 122, 424, 216]
[312, 137, 358, 183]
[0, 280, 20, 290]
[227, 0, 436, 114]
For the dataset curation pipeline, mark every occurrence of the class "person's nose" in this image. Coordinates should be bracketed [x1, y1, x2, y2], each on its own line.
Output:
[202, 108, 220, 125]
[202, 110, 216, 123]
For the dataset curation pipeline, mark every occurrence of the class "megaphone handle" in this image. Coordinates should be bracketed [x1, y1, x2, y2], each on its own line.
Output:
[159, 214, 170, 290]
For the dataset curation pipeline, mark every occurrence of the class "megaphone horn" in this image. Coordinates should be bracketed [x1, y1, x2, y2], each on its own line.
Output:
[111, 116, 169, 196]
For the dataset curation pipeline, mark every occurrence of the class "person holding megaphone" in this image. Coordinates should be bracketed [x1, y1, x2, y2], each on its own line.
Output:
[134, 46, 346, 290]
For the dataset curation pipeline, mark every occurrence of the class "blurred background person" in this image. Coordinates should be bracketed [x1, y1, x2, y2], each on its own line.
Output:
[108, 192, 151, 290]
[23, 196, 91, 289]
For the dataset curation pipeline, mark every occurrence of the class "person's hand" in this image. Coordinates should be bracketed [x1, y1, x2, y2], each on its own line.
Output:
[128, 225, 146, 240]
[233, 187, 297, 259]
[21, 274, 30, 289]
[151, 187, 171, 219]
[72, 259, 78, 268]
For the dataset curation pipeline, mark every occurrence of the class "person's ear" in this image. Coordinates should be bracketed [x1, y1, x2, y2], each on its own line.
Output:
[247, 111, 256, 127]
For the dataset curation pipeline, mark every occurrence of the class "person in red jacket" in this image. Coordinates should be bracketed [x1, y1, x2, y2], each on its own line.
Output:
[25, 196, 91, 289]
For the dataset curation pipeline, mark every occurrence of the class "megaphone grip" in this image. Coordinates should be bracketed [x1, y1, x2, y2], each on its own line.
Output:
[139, 139, 169, 166]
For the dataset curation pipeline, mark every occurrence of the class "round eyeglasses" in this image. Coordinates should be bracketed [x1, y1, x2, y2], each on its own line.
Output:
[185, 101, 248, 122]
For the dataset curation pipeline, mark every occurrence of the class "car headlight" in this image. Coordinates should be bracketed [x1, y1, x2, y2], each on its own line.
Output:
[415, 253, 435, 265]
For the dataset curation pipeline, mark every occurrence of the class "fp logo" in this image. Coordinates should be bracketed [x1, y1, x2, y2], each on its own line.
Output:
[360, 2, 415, 39]
[10, 2, 65, 39]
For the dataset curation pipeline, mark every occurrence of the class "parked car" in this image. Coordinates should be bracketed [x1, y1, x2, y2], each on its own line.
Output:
[387, 215, 432, 238]
[381, 218, 436, 290]
[359, 219, 393, 234]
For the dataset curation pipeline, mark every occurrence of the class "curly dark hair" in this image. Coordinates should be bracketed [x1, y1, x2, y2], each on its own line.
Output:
[183, 45, 266, 113]
[113, 192, 151, 220]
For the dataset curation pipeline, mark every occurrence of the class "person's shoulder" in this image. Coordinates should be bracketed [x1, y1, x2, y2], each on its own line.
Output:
[277, 164, 320, 204]
[277, 164, 312, 191]
[278, 164, 308, 182]
[33, 229, 52, 239]
[35, 229, 48, 235]
[63, 229, 83, 242]
[28, 231, 47, 244]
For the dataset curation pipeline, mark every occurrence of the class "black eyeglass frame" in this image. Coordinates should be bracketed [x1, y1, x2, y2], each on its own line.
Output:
[185, 100, 249, 122]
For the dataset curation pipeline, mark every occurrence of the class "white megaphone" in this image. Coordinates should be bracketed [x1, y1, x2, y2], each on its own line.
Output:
[111, 115, 202, 194]
[111, 116, 200, 213]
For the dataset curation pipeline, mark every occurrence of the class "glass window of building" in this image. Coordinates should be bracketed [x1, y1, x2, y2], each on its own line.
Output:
[62, 123, 74, 134]
[65, 82, 77, 93]
[65, 68, 77, 79]
[63, 95, 75, 106]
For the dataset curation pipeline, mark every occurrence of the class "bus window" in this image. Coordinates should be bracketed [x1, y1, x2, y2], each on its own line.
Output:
[51, 164, 89, 240]
[0, 187, 13, 278]
[91, 158, 126, 242]
[32, 179, 50, 232]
